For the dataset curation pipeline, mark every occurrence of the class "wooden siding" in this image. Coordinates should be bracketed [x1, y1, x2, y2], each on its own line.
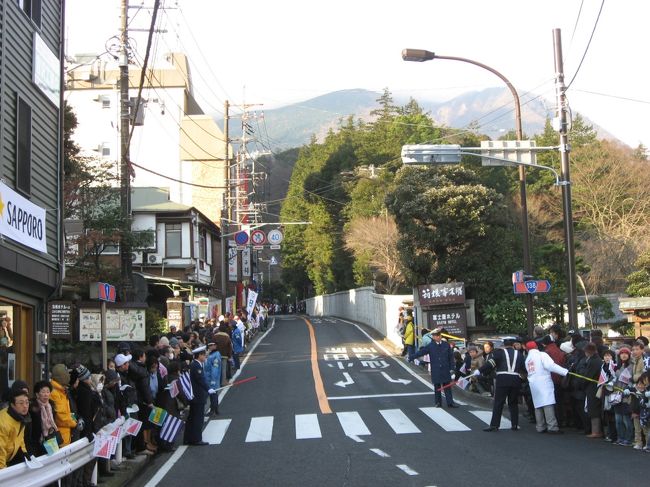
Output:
[0, 0, 60, 272]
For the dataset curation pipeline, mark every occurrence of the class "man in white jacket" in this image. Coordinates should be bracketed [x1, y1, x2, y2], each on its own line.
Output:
[524, 341, 569, 434]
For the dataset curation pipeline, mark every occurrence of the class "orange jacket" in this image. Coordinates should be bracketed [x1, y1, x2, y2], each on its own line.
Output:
[50, 379, 77, 446]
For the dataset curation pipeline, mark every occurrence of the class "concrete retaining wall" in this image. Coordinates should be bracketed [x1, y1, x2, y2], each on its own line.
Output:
[305, 287, 411, 347]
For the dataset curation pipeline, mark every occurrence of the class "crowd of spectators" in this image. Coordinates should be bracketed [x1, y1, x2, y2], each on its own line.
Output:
[0, 306, 269, 486]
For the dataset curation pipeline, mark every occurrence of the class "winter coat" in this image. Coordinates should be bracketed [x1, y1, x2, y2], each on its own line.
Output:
[29, 399, 57, 456]
[632, 355, 646, 383]
[128, 360, 153, 407]
[403, 320, 415, 346]
[575, 354, 603, 418]
[50, 379, 77, 446]
[204, 351, 222, 389]
[75, 382, 105, 439]
[543, 342, 566, 385]
[213, 331, 232, 358]
[189, 359, 209, 405]
[412, 340, 454, 384]
[0, 407, 28, 469]
[525, 349, 568, 408]
[232, 327, 245, 354]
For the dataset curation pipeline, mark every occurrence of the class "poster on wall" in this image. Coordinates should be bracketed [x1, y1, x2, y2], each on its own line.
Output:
[79, 308, 146, 341]
[49, 301, 73, 339]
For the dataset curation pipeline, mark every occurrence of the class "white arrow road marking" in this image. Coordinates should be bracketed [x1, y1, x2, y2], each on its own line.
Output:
[381, 372, 411, 385]
[335, 372, 355, 388]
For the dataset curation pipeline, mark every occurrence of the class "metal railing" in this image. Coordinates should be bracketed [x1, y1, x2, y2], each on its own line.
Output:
[0, 416, 128, 487]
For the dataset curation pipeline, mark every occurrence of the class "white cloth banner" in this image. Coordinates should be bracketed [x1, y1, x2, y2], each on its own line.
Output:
[246, 289, 258, 316]
[0, 181, 47, 253]
[228, 246, 238, 282]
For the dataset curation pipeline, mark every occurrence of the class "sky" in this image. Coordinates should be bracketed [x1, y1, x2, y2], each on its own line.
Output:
[66, 0, 649, 149]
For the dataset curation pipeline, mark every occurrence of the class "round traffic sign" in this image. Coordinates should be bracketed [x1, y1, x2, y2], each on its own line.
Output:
[267, 229, 284, 245]
[250, 229, 267, 245]
[234, 231, 249, 246]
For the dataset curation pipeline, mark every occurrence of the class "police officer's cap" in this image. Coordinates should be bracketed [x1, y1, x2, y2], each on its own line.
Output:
[502, 336, 518, 346]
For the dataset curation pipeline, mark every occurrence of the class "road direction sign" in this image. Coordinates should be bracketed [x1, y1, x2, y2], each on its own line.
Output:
[514, 280, 551, 294]
[267, 229, 283, 245]
[95, 282, 116, 302]
[250, 229, 266, 245]
[234, 231, 249, 246]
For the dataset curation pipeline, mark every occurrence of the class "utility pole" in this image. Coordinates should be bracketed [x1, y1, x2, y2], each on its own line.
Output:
[553, 28, 578, 329]
[221, 100, 230, 312]
[119, 0, 133, 301]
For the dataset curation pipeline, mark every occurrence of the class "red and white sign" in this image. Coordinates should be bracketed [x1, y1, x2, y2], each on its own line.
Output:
[250, 229, 267, 245]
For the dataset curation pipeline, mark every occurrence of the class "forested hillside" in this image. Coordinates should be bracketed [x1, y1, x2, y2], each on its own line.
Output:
[278, 90, 650, 332]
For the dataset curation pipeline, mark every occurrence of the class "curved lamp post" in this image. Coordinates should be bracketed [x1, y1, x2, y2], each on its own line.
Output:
[402, 48, 535, 337]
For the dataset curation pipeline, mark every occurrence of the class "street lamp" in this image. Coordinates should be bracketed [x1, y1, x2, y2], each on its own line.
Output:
[402, 48, 535, 337]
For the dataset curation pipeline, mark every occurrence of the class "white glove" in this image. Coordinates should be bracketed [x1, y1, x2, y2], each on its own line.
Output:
[451, 374, 456, 380]
[472, 369, 480, 377]
[208, 389, 216, 394]
[623, 389, 631, 396]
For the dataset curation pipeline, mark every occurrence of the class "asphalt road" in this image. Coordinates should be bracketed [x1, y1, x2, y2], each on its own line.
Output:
[131, 316, 647, 487]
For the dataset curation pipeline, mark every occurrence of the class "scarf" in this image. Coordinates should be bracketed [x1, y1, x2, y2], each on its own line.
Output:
[38, 399, 58, 438]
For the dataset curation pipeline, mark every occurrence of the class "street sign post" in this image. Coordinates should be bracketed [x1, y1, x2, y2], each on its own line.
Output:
[92, 281, 116, 369]
[234, 231, 249, 246]
[250, 229, 267, 246]
[514, 280, 551, 294]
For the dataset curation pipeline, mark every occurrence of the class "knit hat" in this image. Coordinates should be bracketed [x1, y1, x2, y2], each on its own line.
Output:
[75, 364, 91, 382]
[169, 337, 180, 347]
[104, 369, 119, 385]
[618, 347, 631, 356]
[159, 336, 170, 347]
[525, 341, 538, 351]
[51, 364, 70, 386]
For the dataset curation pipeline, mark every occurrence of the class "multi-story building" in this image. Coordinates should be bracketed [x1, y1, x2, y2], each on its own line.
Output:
[65, 52, 229, 224]
[0, 1, 63, 395]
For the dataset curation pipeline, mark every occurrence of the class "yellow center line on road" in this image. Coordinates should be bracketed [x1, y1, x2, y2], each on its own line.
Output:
[303, 317, 332, 414]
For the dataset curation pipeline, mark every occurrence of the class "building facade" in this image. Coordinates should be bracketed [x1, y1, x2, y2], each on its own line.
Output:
[0, 0, 63, 397]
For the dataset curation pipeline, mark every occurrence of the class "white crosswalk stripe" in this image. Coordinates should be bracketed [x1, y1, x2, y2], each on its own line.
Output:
[295, 413, 322, 439]
[379, 409, 421, 434]
[419, 407, 471, 431]
[203, 419, 231, 445]
[245, 416, 274, 442]
[204, 407, 513, 445]
[469, 410, 511, 428]
[336, 411, 371, 436]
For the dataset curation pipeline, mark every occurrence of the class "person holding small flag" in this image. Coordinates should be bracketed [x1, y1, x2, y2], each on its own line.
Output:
[184, 346, 210, 446]
[524, 341, 568, 434]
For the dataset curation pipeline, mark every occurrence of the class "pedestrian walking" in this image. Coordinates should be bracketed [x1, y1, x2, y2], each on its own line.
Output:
[477, 336, 526, 431]
[410, 328, 459, 408]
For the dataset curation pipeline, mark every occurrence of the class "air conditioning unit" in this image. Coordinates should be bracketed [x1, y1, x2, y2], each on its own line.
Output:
[131, 252, 143, 264]
[147, 253, 162, 264]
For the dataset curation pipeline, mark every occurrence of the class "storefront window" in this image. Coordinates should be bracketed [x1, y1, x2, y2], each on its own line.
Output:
[0, 300, 34, 400]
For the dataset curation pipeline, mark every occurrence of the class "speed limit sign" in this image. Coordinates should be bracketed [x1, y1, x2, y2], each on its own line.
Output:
[267, 229, 283, 245]
[250, 229, 267, 245]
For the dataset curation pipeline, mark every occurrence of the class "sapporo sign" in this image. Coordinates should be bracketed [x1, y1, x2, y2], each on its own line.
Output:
[418, 282, 465, 307]
[0, 181, 47, 253]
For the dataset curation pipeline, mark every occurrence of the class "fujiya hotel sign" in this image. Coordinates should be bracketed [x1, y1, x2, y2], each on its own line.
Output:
[0, 181, 47, 253]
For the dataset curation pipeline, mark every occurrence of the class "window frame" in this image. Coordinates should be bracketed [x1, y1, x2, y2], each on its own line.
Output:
[165, 223, 182, 258]
[16, 96, 33, 196]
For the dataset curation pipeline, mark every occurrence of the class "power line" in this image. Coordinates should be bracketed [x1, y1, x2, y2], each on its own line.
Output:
[130, 160, 231, 189]
[566, 0, 606, 91]
[573, 88, 650, 105]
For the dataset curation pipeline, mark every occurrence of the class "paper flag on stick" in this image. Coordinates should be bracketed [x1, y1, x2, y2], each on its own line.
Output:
[148, 406, 168, 426]
[93, 435, 113, 459]
[125, 418, 143, 436]
[42, 436, 60, 456]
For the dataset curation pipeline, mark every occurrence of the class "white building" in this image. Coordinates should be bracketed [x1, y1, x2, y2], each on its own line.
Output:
[65, 52, 228, 224]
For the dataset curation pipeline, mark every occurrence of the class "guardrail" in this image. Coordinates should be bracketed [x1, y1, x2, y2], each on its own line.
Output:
[0, 416, 128, 487]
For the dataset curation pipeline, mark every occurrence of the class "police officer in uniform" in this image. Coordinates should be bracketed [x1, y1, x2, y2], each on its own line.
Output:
[184, 346, 210, 445]
[476, 336, 526, 431]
